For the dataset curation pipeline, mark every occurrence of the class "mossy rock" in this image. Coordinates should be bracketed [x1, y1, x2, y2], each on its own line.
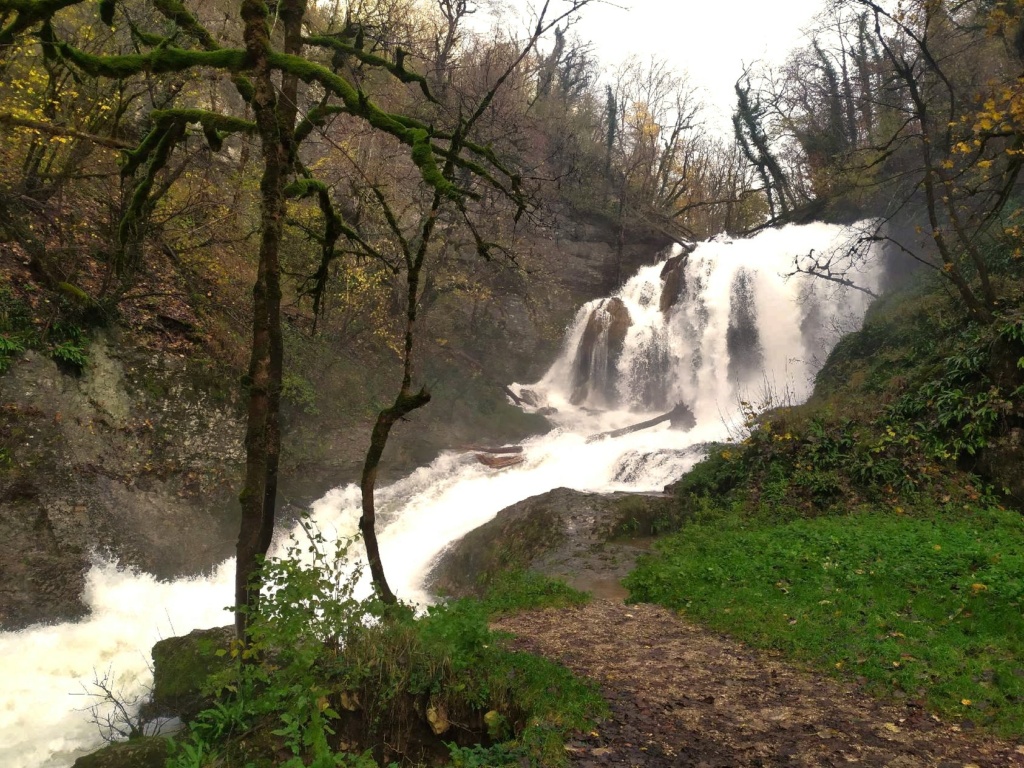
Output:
[150, 625, 233, 721]
[71, 736, 170, 768]
[427, 488, 677, 596]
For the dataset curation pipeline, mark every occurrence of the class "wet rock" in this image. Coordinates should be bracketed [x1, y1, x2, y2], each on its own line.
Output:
[659, 254, 688, 314]
[518, 388, 541, 407]
[149, 626, 234, 722]
[570, 298, 632, 406]
[427, 488, 676, 597]
[669, 402, 696, 430]
[71, 736, 171, 768]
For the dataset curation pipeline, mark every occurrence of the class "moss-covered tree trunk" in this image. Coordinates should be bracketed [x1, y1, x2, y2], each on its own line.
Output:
[234, 0, 292, 641]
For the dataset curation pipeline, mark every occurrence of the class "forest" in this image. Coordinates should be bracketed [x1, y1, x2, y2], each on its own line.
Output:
[0, 0, 1023, 766]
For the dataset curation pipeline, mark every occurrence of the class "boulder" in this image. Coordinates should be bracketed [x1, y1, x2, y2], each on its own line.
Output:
[71, 736, 170, 768]
[426, 488, 676, 598]
[149, 626, 234, 722]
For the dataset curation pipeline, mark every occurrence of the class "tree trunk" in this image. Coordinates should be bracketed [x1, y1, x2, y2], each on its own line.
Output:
[359, 385, 431, 604]
[235, 0, 288, 642]
[586, 402, 696, 443]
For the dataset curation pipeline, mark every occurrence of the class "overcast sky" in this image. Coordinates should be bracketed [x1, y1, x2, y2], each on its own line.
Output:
[475, 0, 828, 131]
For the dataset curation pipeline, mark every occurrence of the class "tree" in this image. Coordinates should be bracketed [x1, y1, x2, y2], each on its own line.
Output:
[0, 0, 565, 639]
[734, 0, 1024, 321]
[322, 0, 594, 603]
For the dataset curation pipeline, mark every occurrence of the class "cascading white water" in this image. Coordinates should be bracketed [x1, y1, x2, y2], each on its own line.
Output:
[527, 223, 877, 424]
[0, 222, 880, 767]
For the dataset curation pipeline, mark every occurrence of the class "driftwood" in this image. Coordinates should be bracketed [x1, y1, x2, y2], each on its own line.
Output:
[465, 445, 524, 454]
[475, 453, 525, 469]
[585, 402, 695, 444]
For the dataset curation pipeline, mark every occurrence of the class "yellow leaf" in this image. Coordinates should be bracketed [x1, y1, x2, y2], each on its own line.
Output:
[961, 698, 972, 706]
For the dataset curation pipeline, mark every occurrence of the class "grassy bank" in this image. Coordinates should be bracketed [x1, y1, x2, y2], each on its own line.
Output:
[626, 502, 1024, 735]
[625, 274, 1024, 737]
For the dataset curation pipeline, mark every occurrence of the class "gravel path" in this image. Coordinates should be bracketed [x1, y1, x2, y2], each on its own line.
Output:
[495, 600, 1024, 767]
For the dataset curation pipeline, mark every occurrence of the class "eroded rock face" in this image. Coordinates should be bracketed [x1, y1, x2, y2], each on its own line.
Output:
[570, 298, 633, 406]
[0, 337, 245, 629]
[426, 487, 677, 598]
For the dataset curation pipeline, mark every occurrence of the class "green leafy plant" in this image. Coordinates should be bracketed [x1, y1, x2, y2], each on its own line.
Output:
[0, 334, 25, 373]
[281, 371, 320, 415]
[166, 519, 604, 767]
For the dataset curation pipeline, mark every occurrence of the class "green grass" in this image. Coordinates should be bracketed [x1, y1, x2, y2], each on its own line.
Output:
[478, 569, 590, 616]
[625, 503, 1024, 736]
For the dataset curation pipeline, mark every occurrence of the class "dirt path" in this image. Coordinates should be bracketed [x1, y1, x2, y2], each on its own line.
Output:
[495, 600, 1024, 767]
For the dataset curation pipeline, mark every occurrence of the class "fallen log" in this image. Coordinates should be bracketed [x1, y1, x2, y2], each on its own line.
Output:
[585, 402, 695, 443]
[502, 385, 525, 406]
[464, 445, 524, 455]
[475, 453, 525, 469]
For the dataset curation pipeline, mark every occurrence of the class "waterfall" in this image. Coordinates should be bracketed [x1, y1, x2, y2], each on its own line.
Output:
[0, 222, 879, 767]
[525, 223, 877, 423]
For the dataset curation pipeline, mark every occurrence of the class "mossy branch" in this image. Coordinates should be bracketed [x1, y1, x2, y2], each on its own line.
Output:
[294, 103, 345, 145]
[52, 38, 247, 78]
[285, 170, 393, 318]
[303, 34, 436, 103]
[117, 117, 181, 258]
[0, 0, 79, 46]
[126, 18, 168, 48]
[150, 0, 217, 50]
[47, 29, 465, 203]
[150, 0, 255, 102]
[121, 108, 254, 177]
[267, 50, 461, 200]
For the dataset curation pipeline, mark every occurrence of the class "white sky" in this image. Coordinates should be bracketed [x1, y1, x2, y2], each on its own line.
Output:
[476, 0, 828, 132]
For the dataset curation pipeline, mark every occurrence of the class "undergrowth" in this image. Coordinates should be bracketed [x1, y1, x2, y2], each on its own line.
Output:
[0, 282, 91, 374]
[165, 523, 603, 768]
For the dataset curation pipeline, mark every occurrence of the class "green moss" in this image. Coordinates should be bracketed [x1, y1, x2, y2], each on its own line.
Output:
[72, 736, 170, 768]
[58, 41, 247, 79]
[151, 626, 234, 721]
